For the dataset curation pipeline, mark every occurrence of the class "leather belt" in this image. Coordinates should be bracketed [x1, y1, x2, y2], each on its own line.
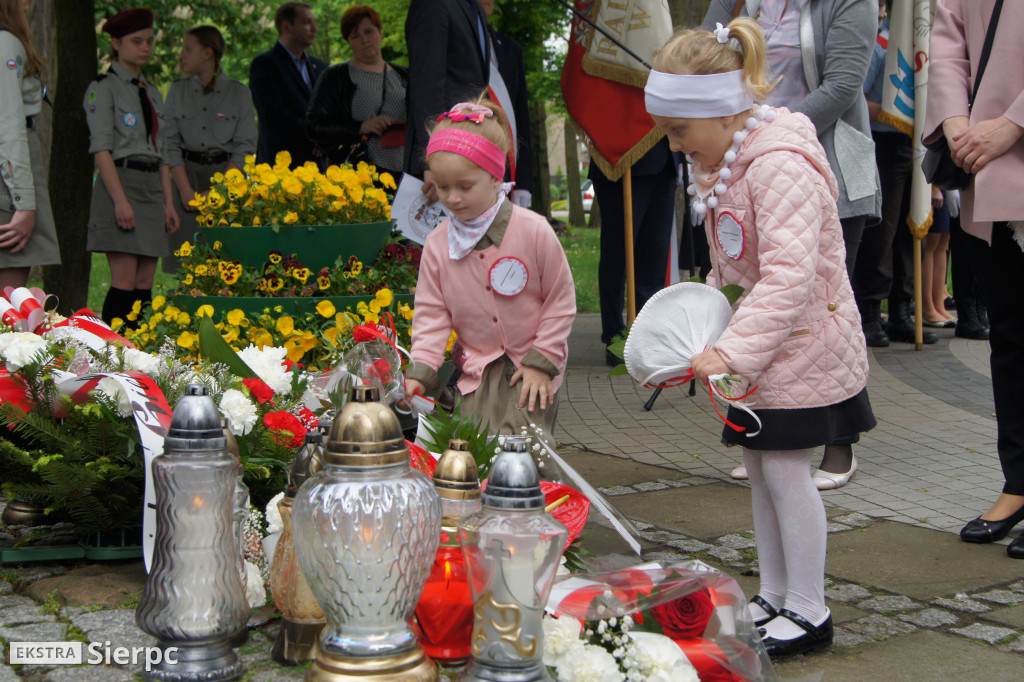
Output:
[182, 149, 230, 165]
[115, 158, 160, 173]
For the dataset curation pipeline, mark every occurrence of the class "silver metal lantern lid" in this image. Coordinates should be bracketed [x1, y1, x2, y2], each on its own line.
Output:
[481, 436, 544, 510]
[163, 384, 227, 454]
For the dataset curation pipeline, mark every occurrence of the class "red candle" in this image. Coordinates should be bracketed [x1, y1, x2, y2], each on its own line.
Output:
[415, 544, 474, 663]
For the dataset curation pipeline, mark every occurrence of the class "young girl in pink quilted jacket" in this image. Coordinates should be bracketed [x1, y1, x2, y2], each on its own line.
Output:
[645, 19, 876, 658]
[404, 97, 575, 436]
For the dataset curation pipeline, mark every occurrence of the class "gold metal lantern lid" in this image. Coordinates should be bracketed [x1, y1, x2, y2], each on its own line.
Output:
[432, 439, 481, 502]
[324, 386, 408, 467]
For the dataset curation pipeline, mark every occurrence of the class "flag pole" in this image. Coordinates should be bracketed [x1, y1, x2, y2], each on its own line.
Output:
[624, 167, 637, 322]
[914, 236, 923, 350]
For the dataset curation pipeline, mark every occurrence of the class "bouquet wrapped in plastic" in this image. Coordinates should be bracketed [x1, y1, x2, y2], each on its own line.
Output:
[544, 559, 775, 682]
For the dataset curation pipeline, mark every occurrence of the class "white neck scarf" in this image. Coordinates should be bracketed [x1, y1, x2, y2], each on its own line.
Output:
[447, 183, 514, 260]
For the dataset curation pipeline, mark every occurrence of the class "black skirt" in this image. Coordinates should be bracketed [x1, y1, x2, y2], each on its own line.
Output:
[721, 388, 876, 451]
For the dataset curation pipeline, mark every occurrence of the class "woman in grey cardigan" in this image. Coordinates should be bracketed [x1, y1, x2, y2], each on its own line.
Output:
[703, 0, 880, 487]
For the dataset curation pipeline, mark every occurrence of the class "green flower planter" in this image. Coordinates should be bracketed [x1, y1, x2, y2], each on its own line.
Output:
[172, 293, 415, 320]
[198, 221, 394, 271]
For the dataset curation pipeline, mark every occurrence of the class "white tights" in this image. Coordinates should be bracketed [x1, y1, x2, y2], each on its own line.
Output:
[744, 447, 828, 639]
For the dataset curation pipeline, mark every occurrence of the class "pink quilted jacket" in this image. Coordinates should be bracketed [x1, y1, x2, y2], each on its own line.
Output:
[705, 109, 869, 409]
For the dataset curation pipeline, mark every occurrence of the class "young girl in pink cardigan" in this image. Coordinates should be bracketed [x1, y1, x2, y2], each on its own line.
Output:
[404, 98, 575, 436]
[645, 20, 875, 658]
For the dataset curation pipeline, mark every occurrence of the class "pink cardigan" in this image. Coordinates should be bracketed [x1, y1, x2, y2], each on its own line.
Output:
[924, 0, 1024, 242]
[410, 203, 576, 394]
[705, 109, 869, 409]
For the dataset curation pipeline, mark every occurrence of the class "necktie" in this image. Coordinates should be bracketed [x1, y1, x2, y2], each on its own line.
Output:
[299, 54, 311, 89]
[131, 77, 158, 152]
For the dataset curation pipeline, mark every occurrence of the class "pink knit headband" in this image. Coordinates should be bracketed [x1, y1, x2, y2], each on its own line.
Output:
[426, 128, 506, 180]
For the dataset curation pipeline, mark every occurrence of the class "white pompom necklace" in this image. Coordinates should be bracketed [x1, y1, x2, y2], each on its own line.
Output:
[687, 104, 776, 223]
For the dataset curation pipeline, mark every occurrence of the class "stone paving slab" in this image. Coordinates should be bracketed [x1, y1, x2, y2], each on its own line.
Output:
[982, 604, 1024, 630]
[605, 483, 756, 540]
[824, 521, 1024, 601]
[772, 630, 1022, 681]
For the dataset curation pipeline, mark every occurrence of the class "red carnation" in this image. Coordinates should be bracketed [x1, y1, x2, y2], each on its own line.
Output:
[650, 588, 715, 640]
[243, 377, 275, 403]
[263, 410, 305, 449]
[297, 406, 319, 430]
[367, 358, 392, 381]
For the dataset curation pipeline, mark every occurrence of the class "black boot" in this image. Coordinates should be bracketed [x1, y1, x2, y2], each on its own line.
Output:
[955, 297, 989, 340]
[857, 299, 890, 347]
[101, 287, 135, 327]
[887, 300, 938, 344]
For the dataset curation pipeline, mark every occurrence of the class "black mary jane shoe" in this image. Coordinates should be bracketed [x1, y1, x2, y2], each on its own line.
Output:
[760, 609, 833, 659]
[750, 595, 779, 627]
[1008, 535, 1024, 559]
[960, 506, 1024, 543]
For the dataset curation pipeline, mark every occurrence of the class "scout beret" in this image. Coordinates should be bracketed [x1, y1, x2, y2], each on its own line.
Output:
[102, 8, 154, 38]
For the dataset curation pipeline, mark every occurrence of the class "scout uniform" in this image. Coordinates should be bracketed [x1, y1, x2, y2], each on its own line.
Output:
[0, 29, 61, 269]
[84, 60, 169, 259]
[163, 72, 257, 272]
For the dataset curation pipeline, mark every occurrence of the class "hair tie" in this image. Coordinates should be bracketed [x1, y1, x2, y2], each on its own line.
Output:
[714, 22, 731, 44]
[436, 102, 494, 124]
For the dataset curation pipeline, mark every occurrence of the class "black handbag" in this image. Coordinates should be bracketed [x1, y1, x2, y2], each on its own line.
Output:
[922, 0, 1003, 190]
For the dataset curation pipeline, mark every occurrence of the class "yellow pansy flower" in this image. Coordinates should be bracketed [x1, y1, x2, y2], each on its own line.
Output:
[152, 295, 166, 311]
[316, 300, 336, 318]
[283, 211, 299, 225]
[196, 304, 215, 318]
[281, 176, 304, 195]
[227, 309, 247, 326]
[175, 242, 194, 257]
[375, 288, 393, 307]
[177, 331, 198, 348]
[177, 312, 191, 326]
[274, 150, 292, 169]
[446, 330, 458, 353]
[398, 302, 414, 321]
[110, 317, 124, 331]
[277, 316, 295, 335]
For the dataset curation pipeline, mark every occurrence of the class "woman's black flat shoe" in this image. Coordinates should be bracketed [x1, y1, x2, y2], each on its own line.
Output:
[960, 506, 1024, 543]
[750, 595, 779, 627]
[761, 609, 833, 659]
[1008, 535, 1024, 559]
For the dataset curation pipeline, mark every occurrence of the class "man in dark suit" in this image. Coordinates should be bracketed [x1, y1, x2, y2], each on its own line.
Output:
[479, 0, 534, 207]
[405, 0, 491, 201]
[249, 2, 327, 166]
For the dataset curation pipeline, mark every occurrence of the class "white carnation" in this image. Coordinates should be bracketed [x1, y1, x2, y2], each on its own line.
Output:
[122, 348, 162, 375]
[625, 632, 698, 682]
[265, 492, 285, 535]
[244, 560, 267, 608]
[0, 332, 49, 369]
[95, 377, 133, 417]
[542, 615, 585, 669]
[556, 644, 624, 682]
[237, 345, 292, 393]
[220, 389, 258, 435]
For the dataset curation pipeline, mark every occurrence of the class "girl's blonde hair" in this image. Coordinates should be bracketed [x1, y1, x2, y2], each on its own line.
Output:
[652, 18, 771, 102]
[428, 92, 512, 157]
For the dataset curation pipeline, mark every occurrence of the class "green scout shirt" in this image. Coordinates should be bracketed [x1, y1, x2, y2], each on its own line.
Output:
[84, 62, 166, 163]
[164, 72, 258, 168]
[0, 30, 41, 211]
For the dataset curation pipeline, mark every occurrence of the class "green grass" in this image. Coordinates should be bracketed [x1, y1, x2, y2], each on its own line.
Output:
[559, 225, 600, 314]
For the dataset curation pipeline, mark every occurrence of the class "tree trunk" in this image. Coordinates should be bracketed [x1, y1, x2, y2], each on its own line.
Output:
[564, 119, 585, 227]
[668, 0, 712, 26]
[28, 1, 55, 168]
[44, 0, 96, 314]
[529, 99, 550, 219]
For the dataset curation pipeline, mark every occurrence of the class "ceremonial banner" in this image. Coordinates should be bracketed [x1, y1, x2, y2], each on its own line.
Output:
[582, 0, 673, 87]
[561, 0, 671, 180]
[880, 0, 934, 238]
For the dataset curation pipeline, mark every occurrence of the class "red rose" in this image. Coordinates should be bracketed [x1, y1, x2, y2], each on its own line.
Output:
[243, 377, 275, 404]
[352, 324, 380, 343]
[367, 358, 392, 381]
[263, 410, 305, 449]
[651, 588, 714, 640]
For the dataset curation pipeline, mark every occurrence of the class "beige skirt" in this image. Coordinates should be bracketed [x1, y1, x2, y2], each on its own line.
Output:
[87, 162, 168, 258]
[0, 129, 61, 268]
[163, 157, 229, 274]
[459, 355, 560, 438]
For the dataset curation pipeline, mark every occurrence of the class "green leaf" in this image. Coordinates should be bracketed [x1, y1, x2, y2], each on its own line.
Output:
[197, 316, 257, 379]
[606, 363, 629, 377]
[687, 273, 703, 283]
[720, 284, 745, 306]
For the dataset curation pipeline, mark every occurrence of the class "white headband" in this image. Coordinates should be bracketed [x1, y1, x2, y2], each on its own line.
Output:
[644, 69, 754, 118]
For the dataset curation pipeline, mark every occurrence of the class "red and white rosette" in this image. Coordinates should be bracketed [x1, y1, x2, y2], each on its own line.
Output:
[0, 298, 27, 331]
[2, 286, 57, 333]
